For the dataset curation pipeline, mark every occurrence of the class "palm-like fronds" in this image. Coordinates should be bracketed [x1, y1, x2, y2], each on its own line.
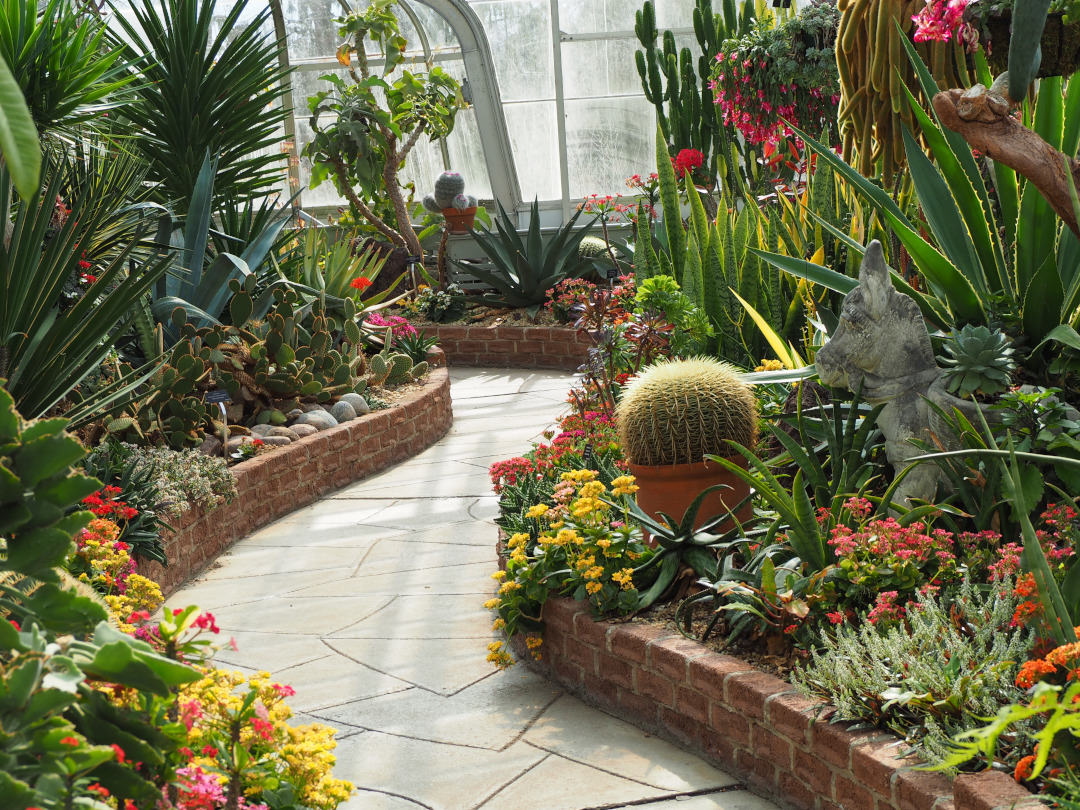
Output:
[0, 0, 138, 139]
[109, 0, 291, 205]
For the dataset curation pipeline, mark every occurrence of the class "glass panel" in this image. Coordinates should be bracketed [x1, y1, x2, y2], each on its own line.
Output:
[654, 0, 698, 29]
[565, 96, 656, 198]
[468, 0, 555, 102]
[558, 0, 637, 33]
[279, 0, 345, 62]
[503, 102, 561, 201]
[562, 38, 645, 99]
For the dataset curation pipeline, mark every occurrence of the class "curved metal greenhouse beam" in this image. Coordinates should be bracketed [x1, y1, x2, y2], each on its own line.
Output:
[413, 0, 522, 219]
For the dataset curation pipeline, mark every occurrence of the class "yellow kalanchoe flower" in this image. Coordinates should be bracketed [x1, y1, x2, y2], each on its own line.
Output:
[612, 568, 635, 590]
[491, 570, 506, 581]
[525, 504, 549, 518]
[483, 598, 500, 609]
[611, 475, 639, 496]
[586, 581, 603, 594]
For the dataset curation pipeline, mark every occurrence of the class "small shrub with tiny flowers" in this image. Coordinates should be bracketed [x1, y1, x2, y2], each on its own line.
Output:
[485, 471, 651, 669]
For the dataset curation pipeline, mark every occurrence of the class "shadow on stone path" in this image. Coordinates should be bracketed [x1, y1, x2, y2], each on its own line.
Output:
[166, 368, 779, 810]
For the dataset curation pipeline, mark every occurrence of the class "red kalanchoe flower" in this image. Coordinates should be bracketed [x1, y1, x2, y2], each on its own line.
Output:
[672, 148, 704, 178]
[60, 736, 80, 747]
[350, 276, 373, 290]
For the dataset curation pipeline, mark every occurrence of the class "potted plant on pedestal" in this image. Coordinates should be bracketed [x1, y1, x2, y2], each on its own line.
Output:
[615, 357, 758, 536]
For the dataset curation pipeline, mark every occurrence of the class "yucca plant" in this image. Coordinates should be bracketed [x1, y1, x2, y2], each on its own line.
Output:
[109, 0, 291, 206]
[0, 0, 138, 140]
[453, 198, 598, 316]
[0, 156, 171, 422]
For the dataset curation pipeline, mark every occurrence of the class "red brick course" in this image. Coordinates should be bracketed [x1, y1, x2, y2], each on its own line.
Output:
[139, 368, 453, 597]
[526, 594, 1046, 810]
[422, 324, 590, 371]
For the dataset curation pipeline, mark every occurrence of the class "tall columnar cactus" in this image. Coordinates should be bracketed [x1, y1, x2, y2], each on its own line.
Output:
[635, 0, 755, 187]
[423, 170, 477, 214]
[616, 357, 758, 466]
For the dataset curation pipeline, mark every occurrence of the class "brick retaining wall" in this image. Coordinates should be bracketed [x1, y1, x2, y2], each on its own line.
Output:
[140, 366, 452, 597]
[522, 596, 1044, 810]
[421, 324, 589, 370]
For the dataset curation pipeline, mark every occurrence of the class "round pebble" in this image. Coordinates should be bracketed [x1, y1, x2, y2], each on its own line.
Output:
[289, 424, 318, 438]
[266, 426, 300, 441]
[330, 400, 357, 423]
[339, 393, 371, 415]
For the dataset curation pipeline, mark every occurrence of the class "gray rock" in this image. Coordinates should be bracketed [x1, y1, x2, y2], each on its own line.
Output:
[339, 392, 371, 415]
[249, 424, 275, 436]
[299, 402, 324, 413]
[197, 435, 222, 457]
[296, 411, 337, 430]
[330, 400, 357, 423]
[289, 424, 318, 438]
[267, 426, 300, 441]
[286, 409, 304, 420]
[259, 435, 292, 447]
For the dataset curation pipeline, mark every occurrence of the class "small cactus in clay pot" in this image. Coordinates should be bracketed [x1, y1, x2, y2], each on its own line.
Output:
[423, 171, 477, 233]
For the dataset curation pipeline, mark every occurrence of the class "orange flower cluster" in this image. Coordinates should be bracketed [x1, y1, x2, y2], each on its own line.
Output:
[1015, 631, 1080, 689]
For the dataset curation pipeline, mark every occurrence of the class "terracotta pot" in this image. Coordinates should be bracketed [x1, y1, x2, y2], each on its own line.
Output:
[986, 12, 1080, 78]
[629, 455, 753, 542]
[442, 207, 477, 234]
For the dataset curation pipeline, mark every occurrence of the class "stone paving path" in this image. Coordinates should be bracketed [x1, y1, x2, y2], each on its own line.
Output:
[165, 369, 779, 810]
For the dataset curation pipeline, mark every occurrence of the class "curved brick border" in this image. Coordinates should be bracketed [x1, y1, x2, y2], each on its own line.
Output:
[140, 366, 453, 597]
[520, 596, 1044, 810]
[420, 324, 589, 370]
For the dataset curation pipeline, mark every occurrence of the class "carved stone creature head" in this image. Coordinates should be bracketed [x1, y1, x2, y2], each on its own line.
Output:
[815, 241, 937, 400]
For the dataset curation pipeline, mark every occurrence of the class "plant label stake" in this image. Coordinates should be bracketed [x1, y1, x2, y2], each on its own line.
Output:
[582, 443, 595, 469]
[607, 265, 618, 288]
[205, 389, 232, 462]
[406, 254, 422, 291]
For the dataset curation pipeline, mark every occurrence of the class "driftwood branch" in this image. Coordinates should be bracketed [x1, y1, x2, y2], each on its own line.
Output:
[933, 87, 1080, 240]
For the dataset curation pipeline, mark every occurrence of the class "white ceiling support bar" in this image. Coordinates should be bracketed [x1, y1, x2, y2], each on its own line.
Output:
[549, 0, 571, 222]
[268, 0, 302, 200]
[414, 0, 522, 223]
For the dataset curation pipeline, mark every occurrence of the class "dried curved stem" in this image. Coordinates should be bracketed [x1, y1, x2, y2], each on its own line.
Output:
[331, 157, 406, 249]
[933, 87, 1080, 240]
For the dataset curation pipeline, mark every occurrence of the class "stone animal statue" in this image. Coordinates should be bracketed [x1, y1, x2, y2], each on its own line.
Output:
[814, 241, 983, 506]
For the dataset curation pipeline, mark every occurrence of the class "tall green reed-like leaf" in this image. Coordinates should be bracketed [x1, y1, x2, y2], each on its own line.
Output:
[634, 203, 661, 284]
[1008, 0, 1054, 101]
[656, 124, 685, 284]
[789, 125, 984, 323]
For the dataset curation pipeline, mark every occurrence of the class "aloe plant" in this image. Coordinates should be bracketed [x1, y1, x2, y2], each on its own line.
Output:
[150, 153, 294, 339]
[452, 198, 598, 317]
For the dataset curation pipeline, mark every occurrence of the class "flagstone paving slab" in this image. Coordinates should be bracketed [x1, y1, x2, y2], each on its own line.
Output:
[317, 670, 561, 749]
[346, 539, 494, 578]
[477, 753, 671, 809]
[523, 695, 739, 791]
[328, 593, 497, 639]
[169, 369, 779, 810]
